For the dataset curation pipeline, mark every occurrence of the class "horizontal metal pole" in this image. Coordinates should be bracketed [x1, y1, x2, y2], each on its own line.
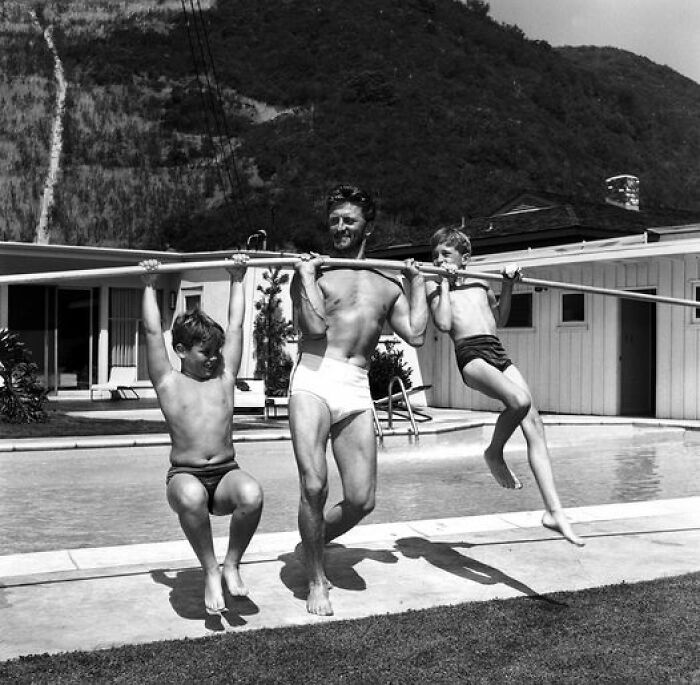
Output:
[0, 253, 698, 308]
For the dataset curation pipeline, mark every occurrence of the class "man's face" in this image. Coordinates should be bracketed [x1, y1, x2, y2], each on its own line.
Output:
[328, 202, 368, 253]
[432, 242, 468, 268]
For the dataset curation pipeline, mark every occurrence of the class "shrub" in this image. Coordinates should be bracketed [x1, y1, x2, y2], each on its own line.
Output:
[368, 342, 413, 400]
[253, 268, 294, 396]
[0, 329, 48, 423]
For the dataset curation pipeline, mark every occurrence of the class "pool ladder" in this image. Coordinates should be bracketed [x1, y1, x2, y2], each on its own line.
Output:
[372, 376, 420, 443]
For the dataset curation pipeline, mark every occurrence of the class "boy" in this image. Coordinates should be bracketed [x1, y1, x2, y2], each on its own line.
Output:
[140, 255, 264, 615]
[426, 226, 584, 546]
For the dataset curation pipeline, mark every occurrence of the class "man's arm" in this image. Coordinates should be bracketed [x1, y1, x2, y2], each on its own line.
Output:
[221, 254, 248, 377]
[492, 263, 521, 327]
[388, 259, 428, 346]
[290, 254, 327, 339]
[140, 260, 172, 387]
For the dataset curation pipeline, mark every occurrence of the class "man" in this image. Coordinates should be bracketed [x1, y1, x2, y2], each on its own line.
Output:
[289, 184, 428, 615]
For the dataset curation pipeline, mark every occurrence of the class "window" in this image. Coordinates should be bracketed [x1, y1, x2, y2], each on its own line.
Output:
[111, 288, 162, 381]
[503, 292, 533, 328]
[561, 293, 585, 323]
[182, 288, 202, 312]
[693, 283, 700, 322]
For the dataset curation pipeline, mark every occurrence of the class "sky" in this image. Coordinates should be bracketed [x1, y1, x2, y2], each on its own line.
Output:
[486, 0, 700, 85]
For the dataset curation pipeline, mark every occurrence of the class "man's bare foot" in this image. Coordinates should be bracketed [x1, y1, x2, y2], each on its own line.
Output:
[295, 542, 332, 589]
[542, 510, 585, 547]
[222, 563, 249, 597]
[306, 580, 333, 616]
[204, 568, 227, 615]
[484, 446, 522, 489]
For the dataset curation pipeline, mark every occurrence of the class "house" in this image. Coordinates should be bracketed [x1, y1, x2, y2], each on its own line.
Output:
[6, 222, 700, 420]
[0, 242, 275, 397]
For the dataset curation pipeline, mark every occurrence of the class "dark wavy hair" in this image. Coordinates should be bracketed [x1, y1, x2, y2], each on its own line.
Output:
[430, 225, 472, 257]
[326, 184, 376, 222]
[171, 308, 225, 351]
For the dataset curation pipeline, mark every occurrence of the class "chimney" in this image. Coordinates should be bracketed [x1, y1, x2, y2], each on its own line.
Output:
[605, 175, 640, 211]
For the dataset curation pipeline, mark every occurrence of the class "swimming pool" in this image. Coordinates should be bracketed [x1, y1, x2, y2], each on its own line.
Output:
[2, 424, 699, 555]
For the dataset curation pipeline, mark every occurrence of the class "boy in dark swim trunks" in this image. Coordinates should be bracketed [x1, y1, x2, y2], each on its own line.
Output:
[427, 226, 584, 546]
[140, 255, 263, 614]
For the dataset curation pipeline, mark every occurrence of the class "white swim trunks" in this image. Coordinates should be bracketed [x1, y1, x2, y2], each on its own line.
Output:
[289, 353, 372, 424]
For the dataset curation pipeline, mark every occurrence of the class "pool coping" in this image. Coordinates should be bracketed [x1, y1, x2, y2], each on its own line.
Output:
[1, 496, 698, 588]
[2, 413, 700, 452]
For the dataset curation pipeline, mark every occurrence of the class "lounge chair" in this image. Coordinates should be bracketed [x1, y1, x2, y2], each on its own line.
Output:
[89, 366, 140, 401]
[234, 378, 266, 414]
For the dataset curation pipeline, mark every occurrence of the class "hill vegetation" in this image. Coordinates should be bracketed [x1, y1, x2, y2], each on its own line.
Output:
[1, 0, 700, 251]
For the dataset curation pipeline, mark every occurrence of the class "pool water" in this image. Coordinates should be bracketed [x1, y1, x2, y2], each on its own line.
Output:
[2, 425, 699, 555]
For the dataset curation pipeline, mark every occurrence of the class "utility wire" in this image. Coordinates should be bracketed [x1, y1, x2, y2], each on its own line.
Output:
[179, 0, 240, 233]
[193, 0, 253, 233]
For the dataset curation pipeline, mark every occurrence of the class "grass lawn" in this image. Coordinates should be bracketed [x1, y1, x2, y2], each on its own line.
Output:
[1, 573, 698, 684]
[0, 410, 168, 438]
[0, 404, 278, 439]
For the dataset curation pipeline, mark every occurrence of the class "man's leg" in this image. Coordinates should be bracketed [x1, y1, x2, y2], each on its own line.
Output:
[462, 359, 531, 488]
[166, 474, 225, 614]
[326, 409, 377, 542]
[289, 392, 333, 615]
[211, 470, 264, 597]
[503, 365, 584, 546]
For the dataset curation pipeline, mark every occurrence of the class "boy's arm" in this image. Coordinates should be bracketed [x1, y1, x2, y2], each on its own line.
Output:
[492, 263, 521, 327]
[221, 254, 248, 377]
[290, 254, 328, 339]
[140, 260, 172, 387]
[426, 272, 453, 333]
[388, 259, 428, 347]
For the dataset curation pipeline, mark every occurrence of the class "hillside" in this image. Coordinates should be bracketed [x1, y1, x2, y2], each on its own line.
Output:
[1, 0, 700, 251]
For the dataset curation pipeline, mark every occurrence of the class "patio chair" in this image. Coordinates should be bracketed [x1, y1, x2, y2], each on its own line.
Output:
[90, 366, 140, 401]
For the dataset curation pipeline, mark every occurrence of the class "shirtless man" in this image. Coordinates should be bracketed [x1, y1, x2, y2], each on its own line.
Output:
[427, 225, 584, 546]
[290, 184, 428, 615]
[141, 255, 264, 615]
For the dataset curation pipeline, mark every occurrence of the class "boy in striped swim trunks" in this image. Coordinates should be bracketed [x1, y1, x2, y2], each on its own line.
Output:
[427, 225, 584, 547]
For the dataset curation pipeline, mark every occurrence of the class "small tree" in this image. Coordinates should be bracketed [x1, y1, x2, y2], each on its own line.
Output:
[0, 329, 48, 423]
[368, 342, 413, 400]
[253, 268, 294, 397]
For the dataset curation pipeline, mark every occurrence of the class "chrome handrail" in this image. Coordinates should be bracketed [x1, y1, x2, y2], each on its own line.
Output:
[371, 404, 384, 444]
[387, 376, 419, 437]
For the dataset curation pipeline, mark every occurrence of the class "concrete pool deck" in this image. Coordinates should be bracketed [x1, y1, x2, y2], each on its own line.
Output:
[3, 406, 700, 452]
[1, 496, 699, 662]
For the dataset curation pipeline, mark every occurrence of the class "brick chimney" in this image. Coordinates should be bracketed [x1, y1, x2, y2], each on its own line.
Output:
[605, 174, 640, 211]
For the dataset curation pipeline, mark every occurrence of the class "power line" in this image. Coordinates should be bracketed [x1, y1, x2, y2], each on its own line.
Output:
[193, 0, 253, 233]
[179, 0, 253, 234]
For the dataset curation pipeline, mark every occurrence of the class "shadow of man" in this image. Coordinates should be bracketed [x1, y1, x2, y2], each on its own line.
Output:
[394, 537, 565, 606]
[151, 568, 260, 631]
[278, 543, 398, 600]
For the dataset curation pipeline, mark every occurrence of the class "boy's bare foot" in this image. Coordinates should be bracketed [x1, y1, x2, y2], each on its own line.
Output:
[307, 580, 333, 616]
[484, 446, 522, 489]
[542, 510, 585, 547]
[222, 564, 249, 597]
[204, 569, 227, 615]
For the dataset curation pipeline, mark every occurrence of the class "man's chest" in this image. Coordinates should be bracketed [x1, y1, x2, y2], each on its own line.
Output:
[319, 271, 399, 313]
